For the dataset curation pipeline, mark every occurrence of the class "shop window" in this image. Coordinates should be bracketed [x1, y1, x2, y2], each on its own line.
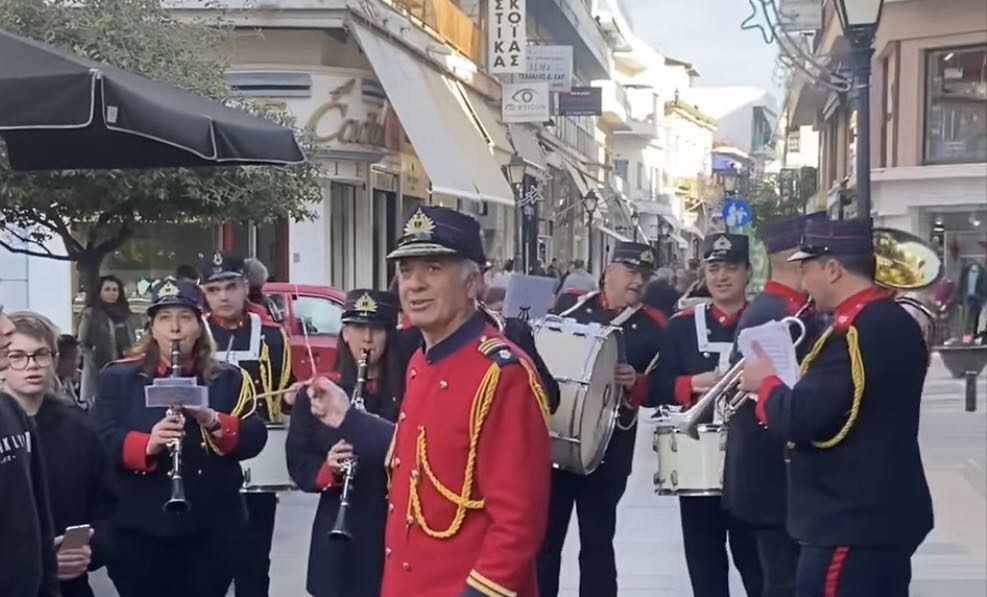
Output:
[291, 295, 343, 336]
[925, 45, 987, 164]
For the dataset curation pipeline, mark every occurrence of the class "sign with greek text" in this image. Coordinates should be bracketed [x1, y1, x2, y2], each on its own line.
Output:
[502, 82, 550, 123]
[516, 45, 573, 92]
[488, 0, 527, 74]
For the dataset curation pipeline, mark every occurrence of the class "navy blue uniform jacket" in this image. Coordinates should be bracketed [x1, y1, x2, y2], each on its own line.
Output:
[91, 359, 267, 538]
[756, 290, 934, 548]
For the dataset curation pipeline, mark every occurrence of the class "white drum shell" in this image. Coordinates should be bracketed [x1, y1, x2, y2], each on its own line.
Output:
[532, 318, 622, 475]
[241, 424, 295, 492]
[652, 423, 726, 496]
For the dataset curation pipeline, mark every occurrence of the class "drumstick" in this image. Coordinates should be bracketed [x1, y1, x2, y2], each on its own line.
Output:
[254, 387, 299, 401]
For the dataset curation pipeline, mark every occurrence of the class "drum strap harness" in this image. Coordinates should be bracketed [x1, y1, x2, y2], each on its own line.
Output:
[693, 304, 733, 373]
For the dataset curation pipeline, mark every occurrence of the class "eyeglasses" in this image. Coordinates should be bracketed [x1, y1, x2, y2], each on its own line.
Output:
[7, 350, 55, 371]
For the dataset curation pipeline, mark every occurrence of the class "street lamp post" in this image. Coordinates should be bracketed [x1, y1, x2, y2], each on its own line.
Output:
[505, 153, 527, 269]
[834, 0, 885, 220]
[582, 190, 599, 272]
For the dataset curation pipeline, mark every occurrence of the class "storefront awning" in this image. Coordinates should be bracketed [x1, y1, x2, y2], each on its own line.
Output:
[507, 124, 547, 172]
[462, 87, 512, 161]
[563, 159, 592, 199]
[352, 24, 513, 206]
[596, 224, 631, 243]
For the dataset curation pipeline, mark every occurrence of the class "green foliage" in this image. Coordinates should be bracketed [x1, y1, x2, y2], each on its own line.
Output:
[0, 0, 321, 282]
[746, 177, 807, 231]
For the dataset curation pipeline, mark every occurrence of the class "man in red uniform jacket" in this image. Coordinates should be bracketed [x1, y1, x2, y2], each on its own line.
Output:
[305, 206, 552, 597]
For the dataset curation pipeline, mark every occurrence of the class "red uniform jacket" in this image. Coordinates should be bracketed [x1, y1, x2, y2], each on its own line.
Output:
[378, 313, 551, 597]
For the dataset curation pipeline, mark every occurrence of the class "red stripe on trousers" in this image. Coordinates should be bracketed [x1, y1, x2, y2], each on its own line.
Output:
[824, 546, 850, 597]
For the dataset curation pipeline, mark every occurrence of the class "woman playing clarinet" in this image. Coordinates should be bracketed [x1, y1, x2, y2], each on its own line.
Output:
[90, 277, 267, 597]
[286, 288, 404, 597]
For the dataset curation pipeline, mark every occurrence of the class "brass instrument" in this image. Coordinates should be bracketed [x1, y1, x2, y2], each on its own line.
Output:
[164, 340, 190, 514]
[678, 313, 810, 440]
[329, 349, 369, 541]
[678, 226, 943, 440]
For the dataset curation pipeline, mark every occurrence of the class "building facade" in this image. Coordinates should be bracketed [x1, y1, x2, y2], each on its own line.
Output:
[784, 0, 986, 281]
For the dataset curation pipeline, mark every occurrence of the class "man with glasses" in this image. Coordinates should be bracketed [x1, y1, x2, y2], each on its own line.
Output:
[538, 241, 666, 597]
[0, 305, 60, 597]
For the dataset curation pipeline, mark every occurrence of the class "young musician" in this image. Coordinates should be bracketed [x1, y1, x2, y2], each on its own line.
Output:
[739, 218, 934, 597]
[538, 241, 665, 597]
[199, 252, 292, 597]
[286, 289, 403, 597]
[304, 206, 551, 597]
[649, 233, 763, 597]
[721, 213, 825, 597]
[4, 312, 117, 597]
[90, 277, 267, 597]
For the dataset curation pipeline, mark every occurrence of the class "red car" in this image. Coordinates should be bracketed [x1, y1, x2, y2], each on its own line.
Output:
[262, 282, 346, 379]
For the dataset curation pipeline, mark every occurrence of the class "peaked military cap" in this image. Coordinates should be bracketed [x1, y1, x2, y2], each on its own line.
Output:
[148, 276, 203, 316]
[788, 217, 874, 262]
[200, 251, 245, 283]
[702, 233, 750, 263]
[610, 241, 657, 273]
[759, 212, 829, 254]
[387, 206, 486, 265]
[341, 289, 399, 327]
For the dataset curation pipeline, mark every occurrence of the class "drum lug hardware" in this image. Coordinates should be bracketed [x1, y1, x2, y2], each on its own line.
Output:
[670, 470, 678, 487]
[671, 435, 678, 452]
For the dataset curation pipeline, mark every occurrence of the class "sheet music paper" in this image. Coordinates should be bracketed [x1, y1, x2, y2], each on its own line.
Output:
[502, 274, 557, 321]
[737, 320, 801, 388]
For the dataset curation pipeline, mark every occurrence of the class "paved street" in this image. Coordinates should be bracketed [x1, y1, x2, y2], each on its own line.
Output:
[91, 354, 987, 596]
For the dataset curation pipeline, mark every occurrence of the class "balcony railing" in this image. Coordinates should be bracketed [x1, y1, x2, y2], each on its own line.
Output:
[393, 0, 481, 63]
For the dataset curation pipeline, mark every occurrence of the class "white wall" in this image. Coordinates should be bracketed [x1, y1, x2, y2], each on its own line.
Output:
[0, 235, 73, 333]
[683, 86, 778, 153]
[289, 184, 329, 285]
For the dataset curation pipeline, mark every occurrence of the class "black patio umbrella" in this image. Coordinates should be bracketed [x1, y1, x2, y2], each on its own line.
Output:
[0, 29, 306, 171]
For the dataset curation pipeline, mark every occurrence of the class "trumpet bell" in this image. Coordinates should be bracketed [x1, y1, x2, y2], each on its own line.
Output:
[873, 227, 943, 291]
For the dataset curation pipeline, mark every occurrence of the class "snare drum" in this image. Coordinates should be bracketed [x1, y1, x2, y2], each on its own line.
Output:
[241, 424, 296, 492]
[652, 418, 726, 496]
[532, 316, 622, 475]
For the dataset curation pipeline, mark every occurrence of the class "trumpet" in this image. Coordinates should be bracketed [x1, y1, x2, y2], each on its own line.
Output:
[329, 349, 369, 541]
[164, 340, 190, 514]
[678, 313, 810, 440]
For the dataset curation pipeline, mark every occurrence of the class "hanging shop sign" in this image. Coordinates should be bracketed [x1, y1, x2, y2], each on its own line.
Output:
[502, 82, 551, 123]
[516, 45, 573, 92]
[488, 0, 527, 74]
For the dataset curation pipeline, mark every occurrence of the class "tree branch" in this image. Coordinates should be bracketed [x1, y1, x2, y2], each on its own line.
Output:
[39, 208, 84, 254]
[0, 238, 73, 261]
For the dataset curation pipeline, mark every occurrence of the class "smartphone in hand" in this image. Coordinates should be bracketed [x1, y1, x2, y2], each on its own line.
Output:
[60, 524, 92, 550]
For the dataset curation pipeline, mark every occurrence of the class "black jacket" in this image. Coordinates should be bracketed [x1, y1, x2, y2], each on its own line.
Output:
[91, 359, 267, 538]
[34, 396, 117, 597]
[722, 285, 820, 528]
[760, 297, 934, 548]
[0, 393, 59, 597]
[286, 379, 395, 597]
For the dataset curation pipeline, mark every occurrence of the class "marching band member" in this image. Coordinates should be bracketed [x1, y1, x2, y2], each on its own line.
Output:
[305, 206, 552, 597]
[649, 233, 763, 597]
[286, 288, 404, 597]
[199, 252, 293, 597]
[91, 277, 267, 597]
[537, 241, 665, 597]
[721, 213, 825, 597]
[739, 218, 933, 597]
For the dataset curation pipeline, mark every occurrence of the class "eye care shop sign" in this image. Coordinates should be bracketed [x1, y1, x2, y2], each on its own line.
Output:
[502, 82, 550, 123]
[488, 0, 527, 74]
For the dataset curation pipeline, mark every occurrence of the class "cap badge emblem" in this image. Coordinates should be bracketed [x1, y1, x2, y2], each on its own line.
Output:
[158, 281, 180, 298]
[212, 252, 224, 266]
[404, 209, 436, 236]
[353, 292, 378, 314]
[640, 249, 654, 264]
[713, 236, 732, 252]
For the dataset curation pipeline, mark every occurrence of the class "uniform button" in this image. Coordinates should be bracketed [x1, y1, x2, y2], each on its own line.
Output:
[385, 547, 392, 557]
[585, 308, 592, 313]
[406, 515, 414, 525]
[439, 380, 448, 389]
[393, 457, 400, 467]
[631, 323, 638, 330]
[402, 562, 411, 571]
[411, 469, 419, 479]
[410, 368, 417, 378]
[399, 411, 407, 421]
[480, 335, 487, 342]
[388, 502, 394, 512]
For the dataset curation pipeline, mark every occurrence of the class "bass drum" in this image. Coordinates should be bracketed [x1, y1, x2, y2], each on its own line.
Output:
[241, 424, 296, 493]
[531, 316, 623, 475]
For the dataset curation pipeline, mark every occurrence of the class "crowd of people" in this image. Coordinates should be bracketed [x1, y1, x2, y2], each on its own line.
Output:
[0, 203, 937, 597]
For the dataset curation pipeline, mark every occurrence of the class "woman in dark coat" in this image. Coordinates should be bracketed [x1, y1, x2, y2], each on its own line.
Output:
[78, 275, 137, 407]
[286, 289, 405, 597]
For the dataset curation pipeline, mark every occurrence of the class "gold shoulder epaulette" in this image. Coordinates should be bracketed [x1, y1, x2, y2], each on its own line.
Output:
[477, 338, 518, 367]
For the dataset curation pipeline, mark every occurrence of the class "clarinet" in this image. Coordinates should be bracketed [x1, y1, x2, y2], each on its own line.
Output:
[163, 340, 190, 513]
[329, 350, 369, 541]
